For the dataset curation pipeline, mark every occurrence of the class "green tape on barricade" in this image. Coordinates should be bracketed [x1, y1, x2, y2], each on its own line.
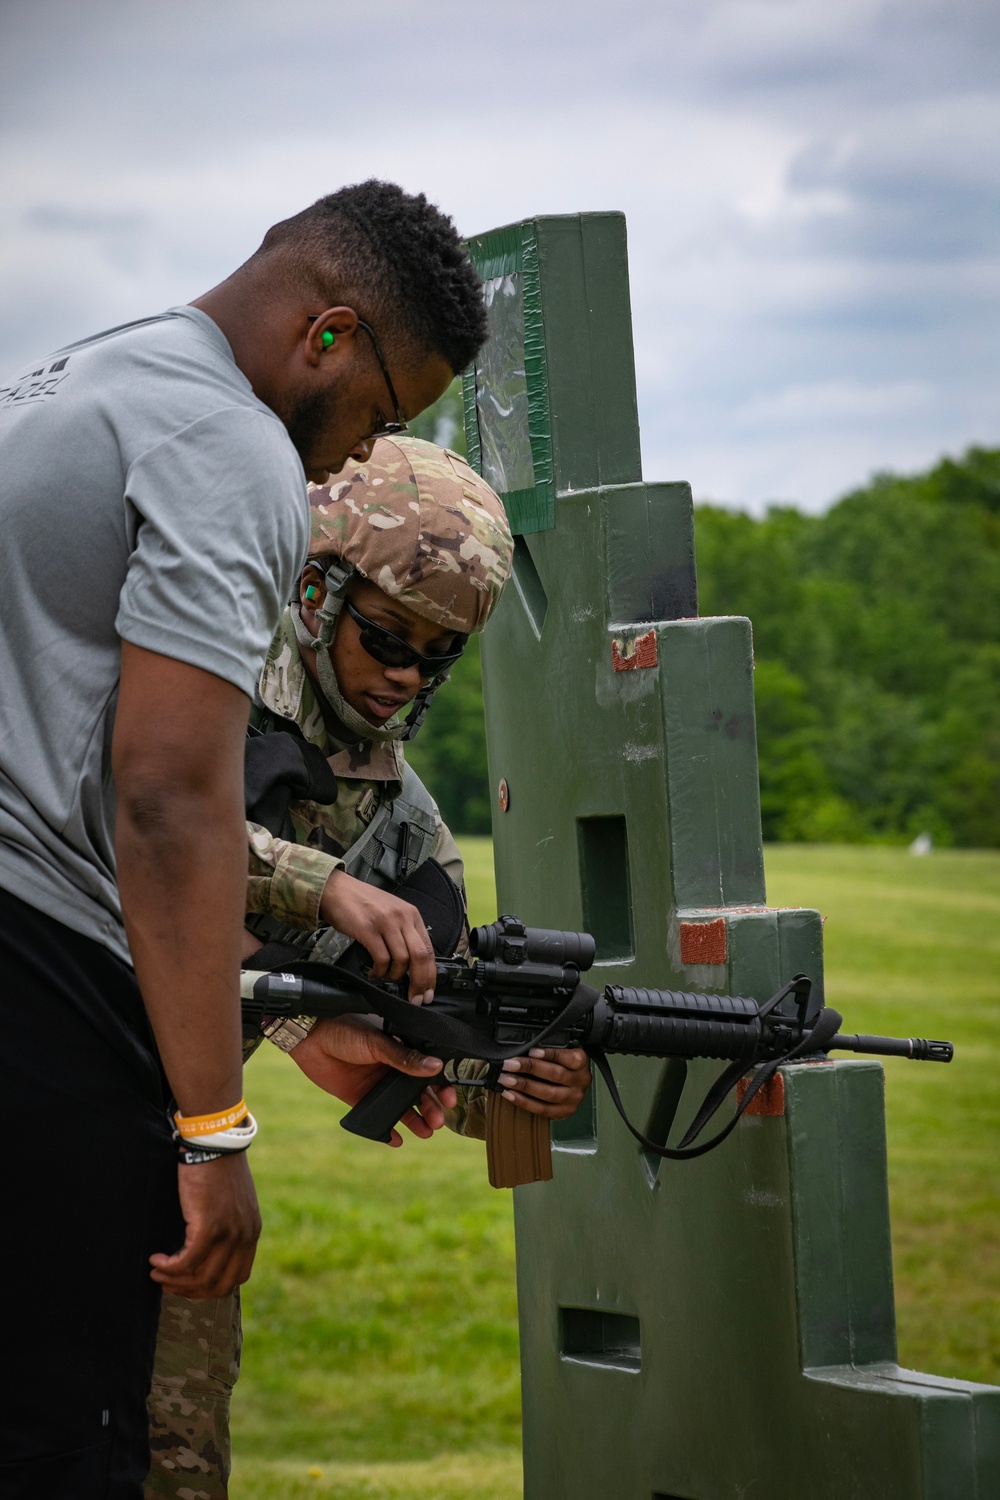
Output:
[463, 221, 554, 535]
[520, 225, 554, 531]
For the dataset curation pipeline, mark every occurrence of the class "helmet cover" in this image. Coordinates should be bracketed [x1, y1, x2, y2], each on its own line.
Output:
[306, 435, 513, 634]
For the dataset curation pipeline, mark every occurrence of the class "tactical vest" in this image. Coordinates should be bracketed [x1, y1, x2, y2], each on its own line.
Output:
[245, 712, 441, 966]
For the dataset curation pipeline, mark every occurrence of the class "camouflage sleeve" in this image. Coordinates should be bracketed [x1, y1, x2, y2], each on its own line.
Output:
[442, 1057, 490, 1141]
[245, 821, 342, 930]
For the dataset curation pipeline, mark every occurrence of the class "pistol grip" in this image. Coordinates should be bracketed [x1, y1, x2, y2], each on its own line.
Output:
[340, 1067, 447, 1143]
[485, 1093, 554, 1189]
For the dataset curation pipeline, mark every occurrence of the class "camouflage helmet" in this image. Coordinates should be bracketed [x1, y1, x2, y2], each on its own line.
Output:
[306, 435, 513, 634]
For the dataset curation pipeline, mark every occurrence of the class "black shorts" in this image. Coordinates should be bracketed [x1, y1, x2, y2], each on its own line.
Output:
[0, 887, 183, 1498]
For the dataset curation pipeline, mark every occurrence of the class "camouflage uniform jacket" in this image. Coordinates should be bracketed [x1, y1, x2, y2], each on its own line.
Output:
[244, 606, 484, 1140]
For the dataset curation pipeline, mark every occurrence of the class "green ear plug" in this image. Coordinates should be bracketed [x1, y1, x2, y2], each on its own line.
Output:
[305, 585, 320, 601]
[321, 330, 335, 349]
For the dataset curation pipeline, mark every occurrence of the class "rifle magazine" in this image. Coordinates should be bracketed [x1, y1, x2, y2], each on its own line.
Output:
[486, 1094, 553, 1189]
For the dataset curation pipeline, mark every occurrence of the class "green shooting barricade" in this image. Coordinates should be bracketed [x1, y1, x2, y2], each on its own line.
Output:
[461, 213, 1000, 1500]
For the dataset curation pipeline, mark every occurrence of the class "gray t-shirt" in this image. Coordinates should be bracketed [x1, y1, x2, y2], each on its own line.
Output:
[0, 306, 309, 962]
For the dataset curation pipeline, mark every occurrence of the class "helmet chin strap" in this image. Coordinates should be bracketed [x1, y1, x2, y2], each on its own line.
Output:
[291, 603, 409, 745]
[309, 557, 353, 651]
[401, 673, 450, 741]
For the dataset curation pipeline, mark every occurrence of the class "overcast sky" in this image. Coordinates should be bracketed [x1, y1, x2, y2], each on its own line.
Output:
[1, 0, 996, 510]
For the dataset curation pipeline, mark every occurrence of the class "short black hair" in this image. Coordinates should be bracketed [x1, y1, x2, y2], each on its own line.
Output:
[253, 180, 487, 375]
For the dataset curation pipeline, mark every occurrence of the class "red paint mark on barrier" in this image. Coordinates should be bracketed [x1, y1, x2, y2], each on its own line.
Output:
[679, 918, 727, 965]
[612, 629, 658, 671]
[737, 1072, 785, 1117]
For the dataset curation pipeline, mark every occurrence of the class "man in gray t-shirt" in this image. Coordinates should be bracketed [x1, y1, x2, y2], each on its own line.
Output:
[0, 304, 309, 960]
[0, 179, 488, 1497]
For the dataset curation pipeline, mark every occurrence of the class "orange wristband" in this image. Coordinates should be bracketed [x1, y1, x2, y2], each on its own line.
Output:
[173, 1098, 249, 1138]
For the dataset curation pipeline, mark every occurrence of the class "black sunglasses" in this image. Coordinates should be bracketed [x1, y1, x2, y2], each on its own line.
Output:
[307, 315, 409, 437]
[345, 600, 465, 677]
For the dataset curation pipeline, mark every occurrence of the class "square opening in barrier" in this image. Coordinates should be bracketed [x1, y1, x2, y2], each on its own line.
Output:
[577, 815, 634, 962]
[551, 1086, 597, 1151]
[560, 1307, 641, 1371]
[511, 535, 548, 639]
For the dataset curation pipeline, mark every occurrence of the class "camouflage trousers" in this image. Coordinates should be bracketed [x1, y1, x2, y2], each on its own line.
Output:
[144, 1288, 242, 1500]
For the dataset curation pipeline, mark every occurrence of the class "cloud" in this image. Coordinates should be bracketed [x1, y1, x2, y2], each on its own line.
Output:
[0, 0, 997, 510]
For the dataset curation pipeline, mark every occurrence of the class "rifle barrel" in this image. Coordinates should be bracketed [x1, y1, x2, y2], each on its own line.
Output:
[829, 1033, 953, 1063]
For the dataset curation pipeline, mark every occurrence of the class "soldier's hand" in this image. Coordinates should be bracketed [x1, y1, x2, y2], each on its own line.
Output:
[497, 1047, 592, 1119]
[241, 926, 263, 963]
[319, 870, 436, 1002]
[149, 1154, 261, 1299]
[289, 1015, 459, 1146]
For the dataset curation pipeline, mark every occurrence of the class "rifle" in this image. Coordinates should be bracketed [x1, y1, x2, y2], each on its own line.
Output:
[240, 914, 953, 1187]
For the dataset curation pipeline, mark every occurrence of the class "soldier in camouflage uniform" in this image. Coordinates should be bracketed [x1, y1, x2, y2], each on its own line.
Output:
[145, 436, 591, 1499]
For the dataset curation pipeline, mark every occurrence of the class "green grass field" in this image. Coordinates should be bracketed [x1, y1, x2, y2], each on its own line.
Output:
[232, 842, 999, 1499]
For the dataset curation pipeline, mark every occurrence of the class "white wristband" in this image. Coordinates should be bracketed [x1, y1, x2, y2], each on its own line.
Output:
[174, 1112, 258, 1154]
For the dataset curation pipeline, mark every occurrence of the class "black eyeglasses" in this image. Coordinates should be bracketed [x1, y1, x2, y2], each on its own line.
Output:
[345, 600, 465, 677]
[308, 315, 409, 437]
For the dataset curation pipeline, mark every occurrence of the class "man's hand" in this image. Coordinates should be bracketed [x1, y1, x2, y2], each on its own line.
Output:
[290, 1015, 459, 1146]
[149, 1154, 261, 1299]
[319, 870, 436, 1002]
[496, 1047, 592, 1119]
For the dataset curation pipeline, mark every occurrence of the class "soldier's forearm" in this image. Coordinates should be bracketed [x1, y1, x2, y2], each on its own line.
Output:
[114, 643, 248, 1118]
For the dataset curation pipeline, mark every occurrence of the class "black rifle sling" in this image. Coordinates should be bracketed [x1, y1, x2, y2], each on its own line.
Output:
[674, 973, 809, 1146]
[280, 960, 603, 1065]
[589, 1001, 843, 1161]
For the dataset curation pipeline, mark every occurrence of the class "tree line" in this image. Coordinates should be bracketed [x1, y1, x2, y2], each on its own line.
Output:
[695, 446, 1000, 847]
[407, 389, 999, 847]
